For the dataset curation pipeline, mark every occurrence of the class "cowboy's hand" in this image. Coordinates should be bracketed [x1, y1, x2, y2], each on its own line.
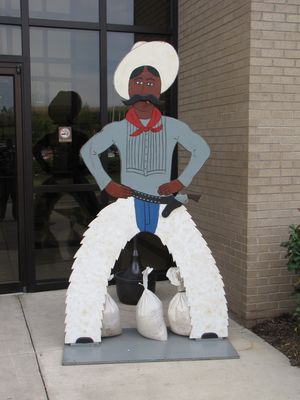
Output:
[158, 179, 184, 196]
[105, 181, 132, 198]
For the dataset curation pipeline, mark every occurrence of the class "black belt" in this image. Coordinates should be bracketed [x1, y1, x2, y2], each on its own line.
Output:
[131, 190, 182, 217]
[132, 190, 173, 204]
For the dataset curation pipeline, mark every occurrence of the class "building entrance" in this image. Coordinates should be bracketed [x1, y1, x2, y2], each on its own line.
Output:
[0, 0, 177, 293]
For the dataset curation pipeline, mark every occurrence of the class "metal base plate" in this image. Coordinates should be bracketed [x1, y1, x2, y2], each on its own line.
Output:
[63, 329, 239, 365]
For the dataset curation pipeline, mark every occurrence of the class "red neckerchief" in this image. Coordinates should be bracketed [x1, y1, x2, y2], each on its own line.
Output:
[126, 106, 163, 137]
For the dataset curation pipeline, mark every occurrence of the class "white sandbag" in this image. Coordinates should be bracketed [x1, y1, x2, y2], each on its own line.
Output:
[102, 275, 122, 337]
[166, 267, 184, 290]
[136, 267, 167, 341]
[167, 267, 191, 336]
[168, 292, 191, 336]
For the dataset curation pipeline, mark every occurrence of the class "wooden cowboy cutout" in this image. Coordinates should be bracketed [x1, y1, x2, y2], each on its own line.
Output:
[65, 42, 228, 344]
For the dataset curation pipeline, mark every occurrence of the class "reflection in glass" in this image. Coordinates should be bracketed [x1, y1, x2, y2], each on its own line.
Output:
[106, 33, 134, 184]
[0, 0, 20, 17]
[30, 28, 100, 185]
[0, 76, 19, 283]
[29, 0, 99, 22]
[30, 28, 101, 280]
[107, 0, 170, 27]
[107, 32, 134, 119]
[0, 25, 22, 55]
[34, 191, 94, 280]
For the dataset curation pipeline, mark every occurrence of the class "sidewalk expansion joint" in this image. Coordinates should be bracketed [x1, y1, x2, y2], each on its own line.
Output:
[18, 295, 50, 400]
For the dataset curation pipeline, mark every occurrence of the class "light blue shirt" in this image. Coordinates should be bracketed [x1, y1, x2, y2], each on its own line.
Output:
[81, 116, 210, 196]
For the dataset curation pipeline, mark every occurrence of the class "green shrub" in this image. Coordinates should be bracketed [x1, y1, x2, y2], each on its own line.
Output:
[281, 224, 300, 326]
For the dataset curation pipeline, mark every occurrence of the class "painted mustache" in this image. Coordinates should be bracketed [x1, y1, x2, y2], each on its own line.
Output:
[122, 94, 164, 106]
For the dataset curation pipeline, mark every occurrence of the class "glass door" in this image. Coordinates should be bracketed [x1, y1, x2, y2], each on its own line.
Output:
[30, 28, 102, 284]
[0, 64, 24, 293]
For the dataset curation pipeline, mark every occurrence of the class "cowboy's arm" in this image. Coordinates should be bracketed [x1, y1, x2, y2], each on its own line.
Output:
[80, 124, 131, 198]
[158, 119, 210, 195]
[176, 120, 210, 188]
[80, 127, 114, 190]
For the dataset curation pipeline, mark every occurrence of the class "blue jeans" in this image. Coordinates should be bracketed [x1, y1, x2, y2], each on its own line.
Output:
[134, 198, 160, 234]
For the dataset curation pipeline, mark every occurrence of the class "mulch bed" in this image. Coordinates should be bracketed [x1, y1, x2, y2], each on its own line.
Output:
[251, 314, 300, 367]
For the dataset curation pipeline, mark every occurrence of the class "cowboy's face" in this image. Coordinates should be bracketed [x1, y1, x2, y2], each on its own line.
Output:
[128, 67, 161, 114]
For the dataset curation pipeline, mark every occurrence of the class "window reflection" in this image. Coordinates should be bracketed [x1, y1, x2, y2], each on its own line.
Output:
[107, 32, 134, 117]
[30, 28, 101, 186]
[0, 25, 22, 55]
[33, 91, 91, 182]
[30, 28, 101, 279]
[35, 191, 89, 280]
[0, 0, 20, 17]
[29, 0, 99, 22]
[33, 90, 101, 279]
[107, 0, 170, 27]
[0, 75, 18, 283]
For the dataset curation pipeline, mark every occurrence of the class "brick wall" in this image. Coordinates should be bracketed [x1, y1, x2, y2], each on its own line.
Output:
[247, 0, 300, 323]
[179, 0, 299, 326]
[178, 0, 251, 322]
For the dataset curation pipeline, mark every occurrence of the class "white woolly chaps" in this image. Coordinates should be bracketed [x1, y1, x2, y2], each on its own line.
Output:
[65, 197, 228, 344]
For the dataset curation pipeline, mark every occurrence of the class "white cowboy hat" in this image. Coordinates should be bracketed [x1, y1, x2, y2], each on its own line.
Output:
[113, 41, 179, 100]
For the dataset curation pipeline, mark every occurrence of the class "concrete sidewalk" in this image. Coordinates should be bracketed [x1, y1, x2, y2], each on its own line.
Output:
[1, 282, 300, 400]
